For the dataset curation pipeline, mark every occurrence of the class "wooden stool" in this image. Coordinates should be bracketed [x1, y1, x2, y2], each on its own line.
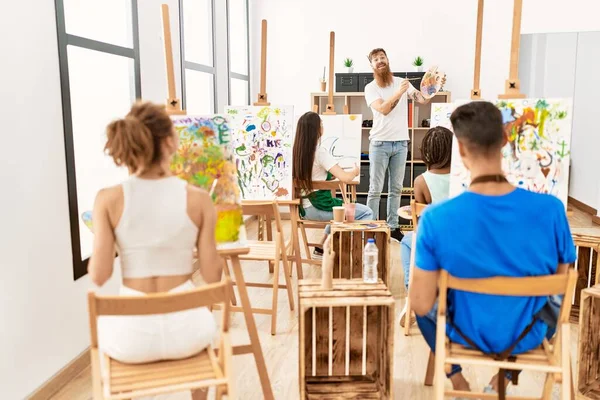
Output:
[298, 279, 395, 399]
[578, 285, 600, 398]
[330, 221, 391, 285]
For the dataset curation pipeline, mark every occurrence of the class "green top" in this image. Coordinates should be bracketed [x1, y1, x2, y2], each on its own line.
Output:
[299, 172, 344, 217]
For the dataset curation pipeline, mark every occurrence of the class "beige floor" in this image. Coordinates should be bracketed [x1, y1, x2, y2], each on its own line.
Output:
[51, 209, 599, 400]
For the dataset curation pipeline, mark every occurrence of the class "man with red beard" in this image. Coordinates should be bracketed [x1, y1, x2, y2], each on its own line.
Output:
[365, 48, 438, 241]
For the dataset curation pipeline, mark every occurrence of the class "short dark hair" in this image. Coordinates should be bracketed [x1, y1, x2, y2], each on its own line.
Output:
[421, 126, 453, 169]
[450, 101, 504, 153]
[368, 48, 387, 62]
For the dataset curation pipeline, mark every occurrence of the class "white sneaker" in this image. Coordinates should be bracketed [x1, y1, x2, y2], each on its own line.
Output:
[399, 303, 416, 328]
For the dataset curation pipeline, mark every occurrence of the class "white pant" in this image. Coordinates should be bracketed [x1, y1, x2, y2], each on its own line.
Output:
[98, 280, 217, 364]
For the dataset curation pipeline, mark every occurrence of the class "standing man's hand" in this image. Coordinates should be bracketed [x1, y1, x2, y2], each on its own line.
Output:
[395, 79, 410, 98]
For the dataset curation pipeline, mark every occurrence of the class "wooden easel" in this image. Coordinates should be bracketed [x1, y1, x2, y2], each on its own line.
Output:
[254, 20, 270, 106]
[313, 31, 348, 115]
[498, 0, 526, 99]
[471, 0, 484, 100]
[161, 4, 185, 115]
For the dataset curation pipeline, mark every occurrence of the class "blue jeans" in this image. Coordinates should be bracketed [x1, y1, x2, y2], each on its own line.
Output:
[302, 203, 374, 235]
[400, 231, 413, 289]
[416, 296, 561, 379]
[367, 140, 409, 229]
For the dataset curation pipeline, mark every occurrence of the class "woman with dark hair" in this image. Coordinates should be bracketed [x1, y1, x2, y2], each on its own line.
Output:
[293, 111, 373, 258]
[88, 101, 221, 400]
[399, 126, 453, 328]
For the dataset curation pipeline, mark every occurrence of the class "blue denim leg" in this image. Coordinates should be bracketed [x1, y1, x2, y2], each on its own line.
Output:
[415, 302, 462, 378]
[367, 141, 391, 220]
[400, 231, 413, 289]
[302, 206, 333, 235]
[386, 141, 409, 229]
[354, 203, 374, 221]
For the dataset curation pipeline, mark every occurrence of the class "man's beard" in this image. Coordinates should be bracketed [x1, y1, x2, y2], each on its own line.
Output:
[373, 63, 393, 87]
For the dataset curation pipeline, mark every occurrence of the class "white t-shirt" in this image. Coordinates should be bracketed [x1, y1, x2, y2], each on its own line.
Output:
[302, 145, 337, 208]
[364, 76, 417, 141]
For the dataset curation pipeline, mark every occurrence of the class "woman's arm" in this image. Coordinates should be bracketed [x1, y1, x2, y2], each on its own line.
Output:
[189, 187, 222, 284]
[88, 189, 117, 286]
[413, 175, 432, 204]
[328, 164, 359, 184]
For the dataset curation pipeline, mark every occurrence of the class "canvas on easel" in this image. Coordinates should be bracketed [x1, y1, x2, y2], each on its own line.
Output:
[320, 114, 363, 173]
[170, 115, 246, 248]
[225, 105, 294, 200]
[432, 99, 573, 206]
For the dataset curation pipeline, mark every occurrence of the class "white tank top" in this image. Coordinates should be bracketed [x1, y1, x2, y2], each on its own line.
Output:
[115, 176, 199, 278]
[422, 171, 450, 204]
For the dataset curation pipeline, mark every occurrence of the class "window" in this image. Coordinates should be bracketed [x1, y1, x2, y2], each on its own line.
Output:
[55, 0, 141, 280]
[227, 0, 250, 105]
[180, 0, 216, 114]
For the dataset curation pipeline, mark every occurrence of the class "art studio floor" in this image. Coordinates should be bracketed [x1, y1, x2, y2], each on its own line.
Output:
[51, 209, 599, 400]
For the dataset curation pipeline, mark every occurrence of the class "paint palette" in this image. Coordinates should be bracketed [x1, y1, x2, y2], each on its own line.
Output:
[398, 206, 412, 220]
[420, 66, 444, 99]
[81, 211, 93, 232]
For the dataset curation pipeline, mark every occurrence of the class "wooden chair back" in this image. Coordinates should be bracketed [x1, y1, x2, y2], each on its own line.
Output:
[438, 269, 577, 324]
[293, 180, 350, 204]
[410, 200, 428, 228]
[242, 201, 285, 237]
[88, 279, 231, 348]
[432, 269, 578, 399]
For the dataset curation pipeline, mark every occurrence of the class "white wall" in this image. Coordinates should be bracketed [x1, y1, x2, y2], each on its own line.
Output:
[249, 0, 600, 115]
[570, 32, 600, 208]
[0, 0, 182, 398]
[519, 31, 600, 208]
[0, 1, 119, 398]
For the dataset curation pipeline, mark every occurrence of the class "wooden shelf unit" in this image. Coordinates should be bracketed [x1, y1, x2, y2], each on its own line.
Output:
[310, 90, 452, 230]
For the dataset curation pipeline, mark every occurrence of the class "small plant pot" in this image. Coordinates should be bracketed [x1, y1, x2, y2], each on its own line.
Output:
[346, 67, 354, 73]
[320, 81, 326, 92]
[414, 66, 423, 72]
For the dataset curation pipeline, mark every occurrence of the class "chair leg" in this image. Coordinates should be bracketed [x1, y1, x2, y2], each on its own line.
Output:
[561, 324, 571, 400]
[300, 224, 311, 262]
[270, 257, 280, 336]
[281, 251, 295, 311]
[424, 351, 435, 386]
[542, 372, 555, 400]
[221, 261, 237, 306]
[91, 351, 103, 400]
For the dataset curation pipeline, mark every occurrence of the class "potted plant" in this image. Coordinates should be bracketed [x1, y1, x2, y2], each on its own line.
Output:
[413, 56, 424, 72]
[344, 58, 354, 73]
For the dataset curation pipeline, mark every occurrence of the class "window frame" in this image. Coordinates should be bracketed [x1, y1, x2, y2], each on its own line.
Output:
[226, 0, 251, 105]
[54, 0, 142, 280]
[179, 0, 218, 113]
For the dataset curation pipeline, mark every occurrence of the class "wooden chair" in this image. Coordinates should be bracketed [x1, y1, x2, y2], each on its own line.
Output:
[88, 279, 233, 400]
[403, 200, 427, 336]
[236, 201, 295, 335]
[431, 269, 577, 400]
[292, 180, 352, 267]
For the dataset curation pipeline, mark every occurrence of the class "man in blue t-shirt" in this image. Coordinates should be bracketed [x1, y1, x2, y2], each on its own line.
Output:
[410, 101, 576, 394]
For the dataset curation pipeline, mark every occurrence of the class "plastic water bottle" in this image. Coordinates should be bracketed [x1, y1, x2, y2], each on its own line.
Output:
[363, 238, 378, 283]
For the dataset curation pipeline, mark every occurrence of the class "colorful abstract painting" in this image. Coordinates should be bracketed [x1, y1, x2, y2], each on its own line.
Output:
[170, 115, 245, 247]
[81, 211, 93, 232]
[225, 106, 294, 200]
[320, 114, 363, 174]
[432, 99, 573, 206]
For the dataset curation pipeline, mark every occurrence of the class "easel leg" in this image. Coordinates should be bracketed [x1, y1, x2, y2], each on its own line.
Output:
[221, 258, 237, 306]
[229, 256, 274, 400]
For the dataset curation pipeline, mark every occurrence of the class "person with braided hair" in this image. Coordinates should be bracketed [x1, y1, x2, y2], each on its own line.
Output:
[399, 126, 453, 328]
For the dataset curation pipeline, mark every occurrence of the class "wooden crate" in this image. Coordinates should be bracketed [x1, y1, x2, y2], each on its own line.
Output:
[330, 222, 391, 286]
[578, 285, 600, 399]
[298, 279, 395, 399]
[571, 234, 600, 323]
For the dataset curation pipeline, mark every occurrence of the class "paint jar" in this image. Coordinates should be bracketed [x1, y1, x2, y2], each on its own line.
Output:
[344, 203, 356, 222]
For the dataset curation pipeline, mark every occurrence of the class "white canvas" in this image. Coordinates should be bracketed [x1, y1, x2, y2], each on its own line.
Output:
[225, 105, 294, 200]
[320, 114, 363, 176]
[432, 99, 573, 206]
